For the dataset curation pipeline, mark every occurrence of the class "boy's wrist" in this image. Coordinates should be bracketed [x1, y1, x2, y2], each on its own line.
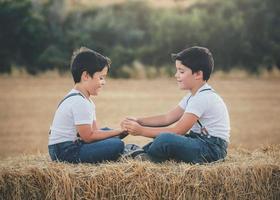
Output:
[116, 129, 124, 135]
[138, 126, 144, 136]
[118, 130, 128, 139]
[136, 118, 142, 126]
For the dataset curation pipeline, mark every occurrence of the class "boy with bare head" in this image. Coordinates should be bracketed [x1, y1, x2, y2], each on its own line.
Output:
[49, 47, 126, 163]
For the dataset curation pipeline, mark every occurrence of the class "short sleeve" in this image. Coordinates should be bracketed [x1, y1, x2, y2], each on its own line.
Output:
[71, 98, 95, 125]
[184, 95, 207, 118]
[178, 94, 191, 109]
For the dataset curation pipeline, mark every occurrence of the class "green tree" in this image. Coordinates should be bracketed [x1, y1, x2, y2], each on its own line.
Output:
[0, 0, 48, 74]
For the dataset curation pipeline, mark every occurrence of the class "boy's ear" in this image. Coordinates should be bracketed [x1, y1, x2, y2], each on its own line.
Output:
[194, 70, 203, 80]
[81, 71, 89, 81]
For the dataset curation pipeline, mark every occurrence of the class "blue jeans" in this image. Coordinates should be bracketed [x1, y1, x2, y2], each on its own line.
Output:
[143, 131, 228, 164]
[48, 128, 124, 163]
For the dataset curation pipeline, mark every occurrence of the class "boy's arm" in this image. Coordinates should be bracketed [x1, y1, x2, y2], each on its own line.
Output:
[77, 121, 123, 143]
[135, 106, 184, 127]
[123, 112, 198, 138]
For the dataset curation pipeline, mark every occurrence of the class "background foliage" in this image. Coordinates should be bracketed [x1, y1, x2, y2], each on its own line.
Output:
[0, 0, 279, 77]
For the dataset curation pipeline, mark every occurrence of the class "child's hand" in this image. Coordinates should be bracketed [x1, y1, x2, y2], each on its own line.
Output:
[126, 117, 137, 121]
[118, 130, 129, 139]
[121, 119, 142, 136]
[120, 117, 136, 130]
[120, 119, 127, 130]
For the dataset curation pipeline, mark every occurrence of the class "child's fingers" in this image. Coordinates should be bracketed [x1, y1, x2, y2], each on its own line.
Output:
[122, 123, 133, 131]
[120, 121, 127, 129]
[120, 118, 132, 125]
[126, 117, 137, 121]
[123, 120, 135, 127]
[120, 122, 127, 129]
[120, 120, 128, 126]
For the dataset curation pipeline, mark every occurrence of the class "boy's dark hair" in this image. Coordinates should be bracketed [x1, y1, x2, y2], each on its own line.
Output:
[172, 46, 214, 81]
[70, 47, 111, 83]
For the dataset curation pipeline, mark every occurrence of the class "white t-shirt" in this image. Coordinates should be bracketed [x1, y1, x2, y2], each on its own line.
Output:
[48, 89, 96, 145]
[178, 83, 230, 142]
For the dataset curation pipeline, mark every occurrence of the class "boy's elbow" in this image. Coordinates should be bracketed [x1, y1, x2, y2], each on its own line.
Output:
[173, 127, 187, 135]
[165, 115, 179, 126]
[79, 132, 94, 143]
[176, 131, 187, 135]
[82, 137, 92, 143]
[80, 136, 91, 143]
[165, 116, 173, 126]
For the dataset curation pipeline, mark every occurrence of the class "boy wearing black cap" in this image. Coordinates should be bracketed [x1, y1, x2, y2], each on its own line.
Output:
[122, 46, 230, 164]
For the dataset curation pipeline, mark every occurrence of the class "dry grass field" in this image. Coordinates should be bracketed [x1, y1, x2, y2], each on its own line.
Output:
[0, 72, 279, 158]
[0, 72, 280, 199]
[0, 147, 279, 199]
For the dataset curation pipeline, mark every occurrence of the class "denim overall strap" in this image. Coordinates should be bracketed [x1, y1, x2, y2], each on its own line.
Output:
[57, 93, 84, 108]
[199, 88, 213, 93]
[196, 88, 214, 134]
[186, 88, 214, 134]
[49, 93, 84, 135]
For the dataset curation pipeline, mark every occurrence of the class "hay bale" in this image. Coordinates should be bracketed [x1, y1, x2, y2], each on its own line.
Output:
[0, 145, 280, 200]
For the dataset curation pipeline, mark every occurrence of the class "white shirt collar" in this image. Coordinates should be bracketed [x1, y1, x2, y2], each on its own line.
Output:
[194, 83, 212, 96]
[71, 89, 89, 100]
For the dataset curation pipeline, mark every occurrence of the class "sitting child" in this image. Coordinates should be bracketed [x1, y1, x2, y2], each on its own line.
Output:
[48, 47, 126, 163]
[122, 46, 230, 164]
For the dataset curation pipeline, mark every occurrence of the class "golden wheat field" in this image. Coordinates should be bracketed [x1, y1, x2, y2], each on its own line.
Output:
[0, 72, 279, 158]
[0, 72, 280, 199]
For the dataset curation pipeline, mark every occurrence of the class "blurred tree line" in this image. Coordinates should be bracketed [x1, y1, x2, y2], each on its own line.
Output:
[0, 0, 279, 77]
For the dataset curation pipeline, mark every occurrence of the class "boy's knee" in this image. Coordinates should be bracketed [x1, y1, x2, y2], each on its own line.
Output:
[111, 138, 124, 153]
[147, 133, 176, 154]
[155, 133, 177, 143]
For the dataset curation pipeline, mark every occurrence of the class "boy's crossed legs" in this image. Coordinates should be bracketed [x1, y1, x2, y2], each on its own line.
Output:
[142, 132, 227, 164]
[49, 128, 125, 163]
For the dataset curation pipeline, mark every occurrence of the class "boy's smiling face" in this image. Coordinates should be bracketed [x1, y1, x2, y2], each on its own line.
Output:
[174, 60, 196, 90]
[85, 66, 108, 96]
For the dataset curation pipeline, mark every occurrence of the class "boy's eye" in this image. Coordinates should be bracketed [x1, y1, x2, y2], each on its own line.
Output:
[176, 68, 185, 74]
